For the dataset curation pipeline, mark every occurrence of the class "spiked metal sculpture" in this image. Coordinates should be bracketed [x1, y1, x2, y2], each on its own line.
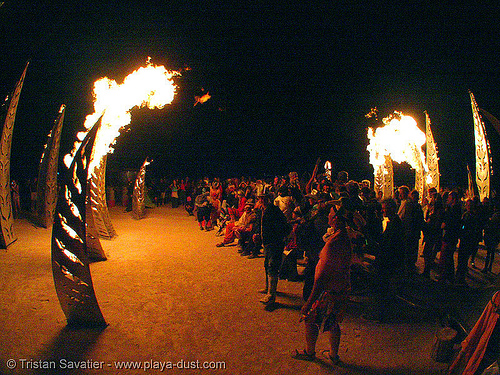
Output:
[0, 62, 28, 248]
[35, 105, 65, 228]
[132, 158, 150, 220]
[51, 118, 106, 327]
[425, 111, 440, 193]
[85, 180, 107, 263]
[89, 153, 117, 239]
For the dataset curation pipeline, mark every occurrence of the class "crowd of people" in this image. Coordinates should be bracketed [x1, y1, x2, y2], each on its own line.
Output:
[141, 159, 500, 366]
[11, 160, 500, 369]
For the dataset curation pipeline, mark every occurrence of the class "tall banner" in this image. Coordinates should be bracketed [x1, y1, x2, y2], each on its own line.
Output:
[0, 62, 28, 248]
[425, 111, 440, 193]
[470, 91, 492, 201]
[414, 156, 425, 203]
[35, 105, 65, 228]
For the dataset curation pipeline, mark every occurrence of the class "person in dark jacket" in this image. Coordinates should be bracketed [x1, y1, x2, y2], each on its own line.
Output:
[455, 198, 482, 285]
[366, 198, 404, 322]
[483, 199, 500, 273]
[258, 191, 291, 306]
[437, 191, 462, 283]
[399, 189, 424, 274]
[421, 192, 444, 278]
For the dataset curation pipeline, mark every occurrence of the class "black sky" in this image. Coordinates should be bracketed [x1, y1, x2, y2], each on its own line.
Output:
[1, 1, 500, 187]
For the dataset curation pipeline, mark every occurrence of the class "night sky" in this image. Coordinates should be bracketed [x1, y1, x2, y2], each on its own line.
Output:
[1, 1, 500, 188]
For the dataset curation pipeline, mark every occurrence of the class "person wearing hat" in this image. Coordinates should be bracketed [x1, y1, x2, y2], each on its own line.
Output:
[241, 199, 264, 258]
[258, 190, 291, 306]
[216, 200, 255, 247]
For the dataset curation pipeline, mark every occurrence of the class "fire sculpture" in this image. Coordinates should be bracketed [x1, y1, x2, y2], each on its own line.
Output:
[89, 154, 116, 239]
[0, 62, 28, 248]
[132, 158, 150, 220]
[65, 59, 179, 238]
[367, 111, 428, 200]
[51, 118, 106, 327]
[425, 111, 440, 193]
[35, 105, 65, 228]
[470, 91, 492, 201]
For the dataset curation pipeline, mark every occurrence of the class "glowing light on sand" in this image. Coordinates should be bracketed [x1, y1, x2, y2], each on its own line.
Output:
[64, 59, 179, 173]
[367, 111, 427, 173]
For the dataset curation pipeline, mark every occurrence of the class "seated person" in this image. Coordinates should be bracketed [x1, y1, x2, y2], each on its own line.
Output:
[216, 200, 255, 247]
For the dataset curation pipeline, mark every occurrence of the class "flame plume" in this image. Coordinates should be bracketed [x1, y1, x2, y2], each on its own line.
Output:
[367, 111, 426, 171]
[367, 111, 427, 196]
[65, 59, 179, 174]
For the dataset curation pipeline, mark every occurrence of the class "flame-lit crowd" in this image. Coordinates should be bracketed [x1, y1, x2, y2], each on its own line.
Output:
[145, 163, 500, 362]
[152, 168, 500, 287]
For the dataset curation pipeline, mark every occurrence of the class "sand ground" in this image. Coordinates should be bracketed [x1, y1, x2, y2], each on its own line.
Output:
[0, 205, 498, 375]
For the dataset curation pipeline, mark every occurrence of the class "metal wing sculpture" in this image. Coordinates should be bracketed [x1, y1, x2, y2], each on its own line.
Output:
[89, 153, 117, 239]
[35, 105, 65, 228]
[51, 118, 106, 327]
[0, 62, 28, 248]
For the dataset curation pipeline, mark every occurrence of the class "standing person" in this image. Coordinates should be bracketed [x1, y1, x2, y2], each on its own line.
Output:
[288, 171, 304, 205]
[421, 192, 445, 278]
[365, 198, 404, 322]
[195, 190, 212, 231]
[455, 198, 482, 285]
[298, 193, 330, 302]
[483, 199, 500, 273]
[398, 186, 424, 274]
[292, 205, 352, 363]
[437, 191, 462, 283]
[406, 189, 425, 274]
[178, 179, 187, 206]
[274, 185, 295, 222]
[258, 191, 290, 306]
[170, 179, 180, 208]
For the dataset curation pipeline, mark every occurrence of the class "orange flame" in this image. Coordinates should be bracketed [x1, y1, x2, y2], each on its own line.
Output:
[194, 92, 211, 106]
[367, 111, 427, 173]
[65, 59, 179, 172]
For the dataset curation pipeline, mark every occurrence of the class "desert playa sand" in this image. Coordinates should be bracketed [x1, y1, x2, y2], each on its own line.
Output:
[1, 205, 457, 374]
